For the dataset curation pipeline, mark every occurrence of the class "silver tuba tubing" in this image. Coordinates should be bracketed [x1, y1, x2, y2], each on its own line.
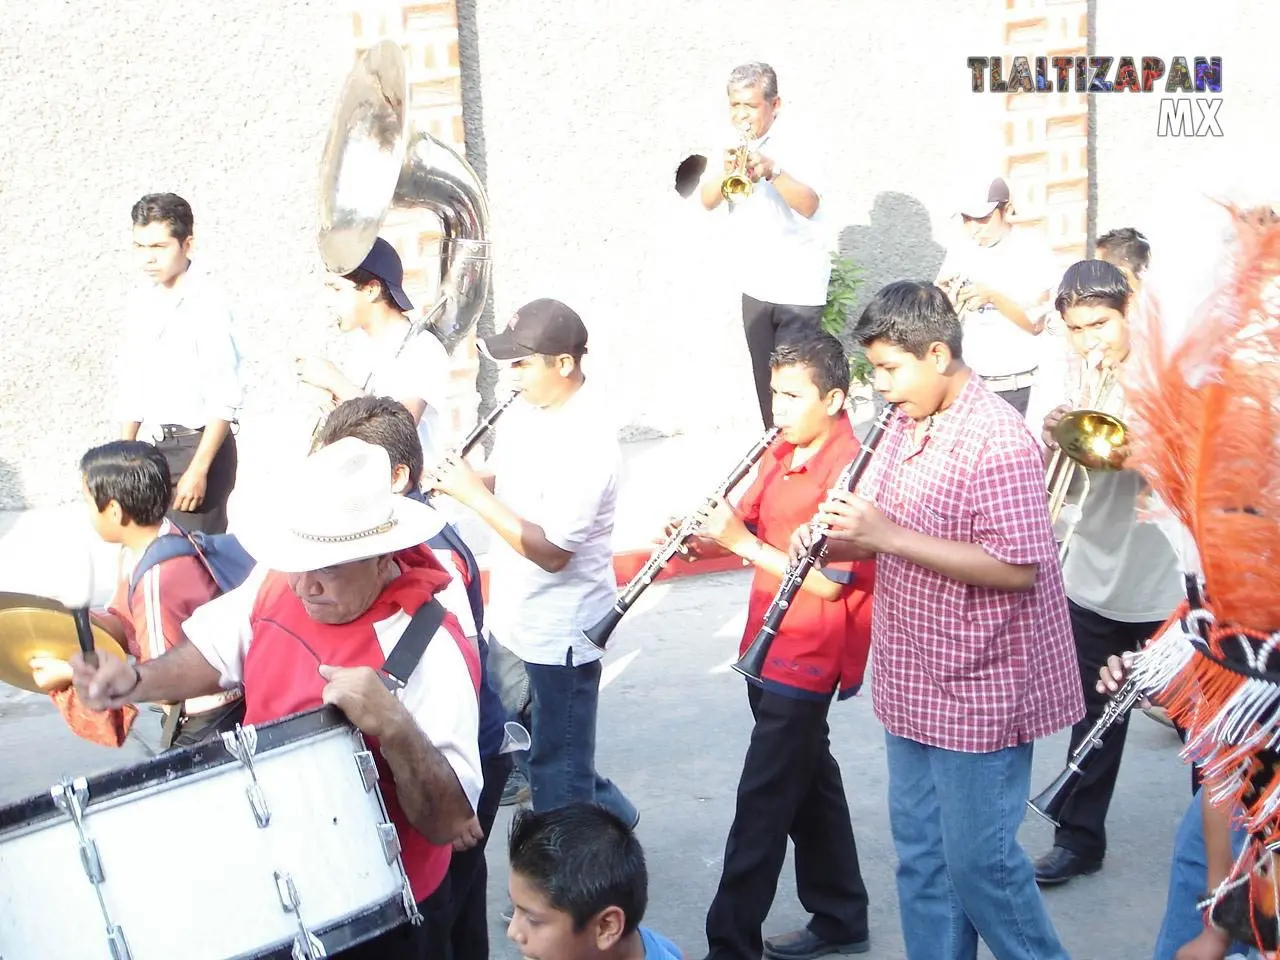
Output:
[316, 40, 492, 351]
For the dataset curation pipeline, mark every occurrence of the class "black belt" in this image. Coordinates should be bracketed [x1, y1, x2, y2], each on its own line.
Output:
[159, 424, 203, 439]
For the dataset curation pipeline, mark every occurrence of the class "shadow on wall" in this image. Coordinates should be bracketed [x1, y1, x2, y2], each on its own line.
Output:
[0, 459, 27, 511]
[838, 191, 948, 319]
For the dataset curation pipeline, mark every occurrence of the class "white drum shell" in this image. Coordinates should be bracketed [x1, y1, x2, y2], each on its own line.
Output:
[0, 719, 407, 960]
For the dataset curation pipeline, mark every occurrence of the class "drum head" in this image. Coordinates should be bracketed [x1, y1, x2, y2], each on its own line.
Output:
[0, 593, 127, 693]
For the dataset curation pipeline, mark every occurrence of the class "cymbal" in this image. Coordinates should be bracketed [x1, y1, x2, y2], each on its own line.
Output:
[0, 592, 127, 694]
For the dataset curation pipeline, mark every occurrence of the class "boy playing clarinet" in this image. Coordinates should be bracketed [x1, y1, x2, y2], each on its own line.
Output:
[812, 281, 1081, 960]
[680, 332, 874, 960]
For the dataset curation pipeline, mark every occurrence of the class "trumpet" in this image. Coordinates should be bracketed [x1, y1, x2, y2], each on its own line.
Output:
[735, 404, 895, 681]
[581, 427, 781, 650]
[721, 126, 754, 204]
[1046, 353, 1127, 561]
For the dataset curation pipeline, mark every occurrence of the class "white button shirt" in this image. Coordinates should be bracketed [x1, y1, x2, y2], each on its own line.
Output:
[115, 263, 244, 432]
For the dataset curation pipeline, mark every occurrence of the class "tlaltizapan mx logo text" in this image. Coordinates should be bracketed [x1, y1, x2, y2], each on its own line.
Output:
[967, 56, 1223, 137]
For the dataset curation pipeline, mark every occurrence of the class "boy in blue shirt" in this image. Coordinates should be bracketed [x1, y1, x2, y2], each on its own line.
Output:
[508, 803, 682, 960]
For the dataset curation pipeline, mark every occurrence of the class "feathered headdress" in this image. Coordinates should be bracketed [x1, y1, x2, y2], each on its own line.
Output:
[1126, 205, 1280, 951]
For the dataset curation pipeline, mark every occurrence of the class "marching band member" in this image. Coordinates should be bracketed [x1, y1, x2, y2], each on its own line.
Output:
[316, 395, 511, 960]
[935, 176, 1055, 417]
[425, 299, 637, 828]
[1092, 205, 1280, 960]
[1096, 226, 1152, 296]
[37, 441, 244, 748]
[1031, 260, 1184, 887]
[679, 333, 874, 960]
[812, 281, 1079, 960]
[115, 193, 242, 534]
[297, 237, 451, 464]
[696, 62, 829, 429]
[70, 438, 482, 959]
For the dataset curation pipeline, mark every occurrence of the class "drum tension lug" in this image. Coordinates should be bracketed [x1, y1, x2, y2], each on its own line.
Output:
[354, 750, 379, 792]
[274, 870, 327, 960]
[378, 822, 402, 864]
[51, 777, 134, 960]
[222, 724, 272, 828]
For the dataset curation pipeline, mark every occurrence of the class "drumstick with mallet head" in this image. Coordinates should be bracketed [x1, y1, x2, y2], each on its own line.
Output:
[53, 547, 99, 670]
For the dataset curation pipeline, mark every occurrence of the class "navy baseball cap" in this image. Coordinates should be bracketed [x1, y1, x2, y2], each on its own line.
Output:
[351, 237, 413, 313]
[480, 299, 589, 361]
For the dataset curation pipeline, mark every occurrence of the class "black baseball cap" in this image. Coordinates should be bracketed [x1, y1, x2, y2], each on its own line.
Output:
[959, 177, 1011, 219]
[480, 299, 589, 361]
[352, 237, 414, 313]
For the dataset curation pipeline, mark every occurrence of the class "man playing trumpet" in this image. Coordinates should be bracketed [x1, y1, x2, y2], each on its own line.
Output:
[1031, 259, 1185, 887]
[696, 62, 829, 430]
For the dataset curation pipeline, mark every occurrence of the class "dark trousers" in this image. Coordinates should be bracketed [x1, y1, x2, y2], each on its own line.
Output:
[705, 685, 869, 960]
[156, 429, 238, 534]
[338, 877, 452, 959]
[1053, 600, 1166, 861]
[990, 385, 1031, 416]
[741, 294, 823, 428]
[446, 751, 513, 960]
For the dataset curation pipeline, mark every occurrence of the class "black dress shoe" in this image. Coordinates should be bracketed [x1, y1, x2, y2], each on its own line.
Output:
[763, 928, 870, 959]
[1034, 845, 1103, 886]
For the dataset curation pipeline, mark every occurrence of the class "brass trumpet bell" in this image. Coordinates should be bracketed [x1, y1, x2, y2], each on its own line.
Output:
[1053, 410, 1127, 471]
[721, 172, 753, 203]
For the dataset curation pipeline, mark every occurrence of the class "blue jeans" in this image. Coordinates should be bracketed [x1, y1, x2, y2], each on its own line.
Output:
[521, 653, 636, 825]
[885, 732, 1068, 960]
[1153, 790, 1251, 960]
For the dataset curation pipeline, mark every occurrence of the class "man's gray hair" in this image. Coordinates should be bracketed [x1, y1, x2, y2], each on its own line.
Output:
[727, 62, 778, 100]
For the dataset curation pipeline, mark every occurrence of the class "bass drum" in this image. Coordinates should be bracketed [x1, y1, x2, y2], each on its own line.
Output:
[0, 707, 417, 959]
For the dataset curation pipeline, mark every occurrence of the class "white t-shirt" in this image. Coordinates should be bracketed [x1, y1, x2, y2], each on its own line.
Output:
[484, 384, 619, 667]
[115, 263, 244, 433]
[183, 563, 482, 811]
[344, 326, 452, 466]
[703, 118, 832, 306]
[1052, 363, 1185, 622]
[938, 230, 1057, 379]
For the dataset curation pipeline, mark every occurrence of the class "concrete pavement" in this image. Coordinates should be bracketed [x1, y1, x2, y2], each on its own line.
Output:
[2, 568, 1193, 960]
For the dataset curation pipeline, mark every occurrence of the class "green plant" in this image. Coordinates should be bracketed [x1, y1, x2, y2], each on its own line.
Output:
[821, 254, 873, 386]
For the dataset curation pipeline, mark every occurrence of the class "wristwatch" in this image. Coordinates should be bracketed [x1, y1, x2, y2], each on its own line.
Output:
[766, 165, 782, 182]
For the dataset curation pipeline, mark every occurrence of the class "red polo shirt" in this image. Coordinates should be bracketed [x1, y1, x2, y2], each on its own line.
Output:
[736, 415, 875, 700]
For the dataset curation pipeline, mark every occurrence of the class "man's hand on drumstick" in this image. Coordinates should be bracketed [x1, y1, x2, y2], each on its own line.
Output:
[70, 652, 140, 710]
[318, 664, 409, 740]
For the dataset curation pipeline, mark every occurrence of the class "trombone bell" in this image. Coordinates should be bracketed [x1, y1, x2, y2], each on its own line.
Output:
[1053, 410, 1127, 471]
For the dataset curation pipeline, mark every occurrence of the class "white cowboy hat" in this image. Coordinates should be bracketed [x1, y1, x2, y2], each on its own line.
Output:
[236, 437, 444, 574]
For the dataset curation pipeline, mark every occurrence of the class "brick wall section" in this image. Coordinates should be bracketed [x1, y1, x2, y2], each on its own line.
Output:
[1000, 0, 1089, 270]
[350, 1, 481, 448]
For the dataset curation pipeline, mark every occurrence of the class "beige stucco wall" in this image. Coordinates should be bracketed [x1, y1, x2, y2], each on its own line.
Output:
[1094, 0, 1280, 334]
[463, 0, 1004, 439]
[10, 0, 1260, 521]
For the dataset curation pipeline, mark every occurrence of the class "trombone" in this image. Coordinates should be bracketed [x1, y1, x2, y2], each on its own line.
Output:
[1045, 355, 1127, 561]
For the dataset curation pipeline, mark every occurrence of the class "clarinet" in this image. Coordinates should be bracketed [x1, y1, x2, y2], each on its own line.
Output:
[422, 392, 518, 501]
[1026, 676, 1143, 826]
[734, 404, 895, 680]
[1027, 572, 1210, 825]
[580, 427, 782, 650]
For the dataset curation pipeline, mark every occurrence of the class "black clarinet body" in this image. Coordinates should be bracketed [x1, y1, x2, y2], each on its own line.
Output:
[580, 427, 781, 650]
[734, 404, 896, 681]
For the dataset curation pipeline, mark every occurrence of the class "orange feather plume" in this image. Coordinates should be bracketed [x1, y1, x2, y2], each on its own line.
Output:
[1124, 206, 1280, 634]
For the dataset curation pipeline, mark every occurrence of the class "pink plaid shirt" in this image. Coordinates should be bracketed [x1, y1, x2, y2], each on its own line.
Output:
[858, 374, 1083, 753]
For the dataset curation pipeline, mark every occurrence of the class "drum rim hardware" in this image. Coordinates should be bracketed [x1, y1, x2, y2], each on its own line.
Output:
[222, 723, 271, 829]
[52, 777, 133, 960]
[275, 870, 327, 960]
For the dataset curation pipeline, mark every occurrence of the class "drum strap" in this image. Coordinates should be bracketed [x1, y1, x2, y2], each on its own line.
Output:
[380, 599, 447, 689]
